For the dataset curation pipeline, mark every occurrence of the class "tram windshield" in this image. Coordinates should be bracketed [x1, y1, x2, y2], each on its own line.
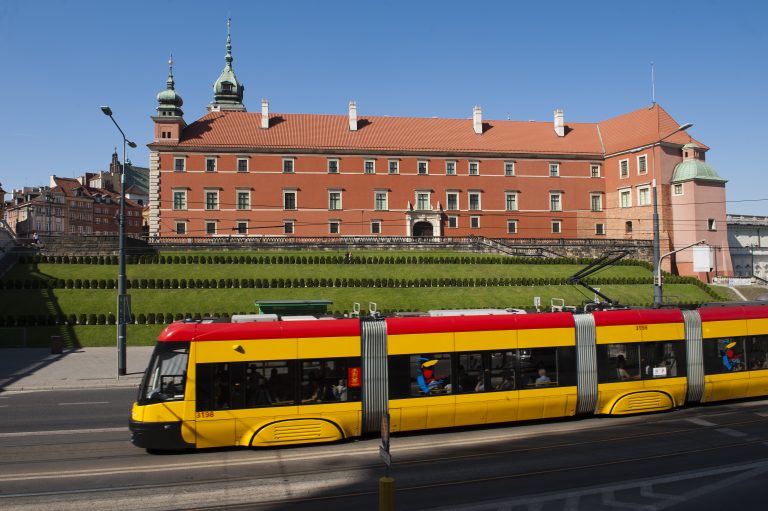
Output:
[138, 341, 190, 405]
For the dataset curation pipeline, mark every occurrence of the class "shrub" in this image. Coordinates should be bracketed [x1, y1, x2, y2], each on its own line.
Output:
[88, 313, 97, 325]
[147, 313, 156, 325]
[137, 313, 147, 325]
[108, 312, 116, 325]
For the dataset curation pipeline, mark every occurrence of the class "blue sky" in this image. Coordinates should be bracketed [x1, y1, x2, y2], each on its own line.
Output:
[1, 0, 766, 215]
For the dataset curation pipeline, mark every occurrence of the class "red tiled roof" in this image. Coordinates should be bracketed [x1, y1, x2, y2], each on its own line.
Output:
[598, 104, 707, 155]
[167, 103, 705, 157]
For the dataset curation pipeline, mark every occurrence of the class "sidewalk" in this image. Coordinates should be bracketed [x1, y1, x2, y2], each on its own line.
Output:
[0, 347, 154, 392]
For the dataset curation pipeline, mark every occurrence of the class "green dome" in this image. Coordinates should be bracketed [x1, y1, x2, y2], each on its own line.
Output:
[210, 19, 245, 111]
[671, 159, 726, 183]
[155, 56, 184, 117]
[157, 88, 183, 107]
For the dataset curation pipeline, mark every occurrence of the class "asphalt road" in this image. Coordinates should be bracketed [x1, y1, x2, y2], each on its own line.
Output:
[1, 389, 767, 511]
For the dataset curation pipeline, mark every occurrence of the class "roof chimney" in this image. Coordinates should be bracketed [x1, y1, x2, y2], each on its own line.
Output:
[473, 106, 483, 134]
[349, 100, 358, 131]
[261, 99, 269, 129]
[554, 109, 565, 137]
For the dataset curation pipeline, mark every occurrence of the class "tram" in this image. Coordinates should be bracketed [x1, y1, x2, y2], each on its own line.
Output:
[130, 304, 768, 450]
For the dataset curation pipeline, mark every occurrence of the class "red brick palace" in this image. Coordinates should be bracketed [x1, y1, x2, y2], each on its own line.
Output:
[148, 22, 733, 277]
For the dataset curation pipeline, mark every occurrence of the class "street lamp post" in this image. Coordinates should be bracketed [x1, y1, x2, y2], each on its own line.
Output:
[101, 106, 137, 377]
[651, 122, 693, 307]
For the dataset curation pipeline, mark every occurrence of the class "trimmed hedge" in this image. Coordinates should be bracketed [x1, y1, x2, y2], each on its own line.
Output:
[16, 253, 654, 269]
[1, 275, 665, 290]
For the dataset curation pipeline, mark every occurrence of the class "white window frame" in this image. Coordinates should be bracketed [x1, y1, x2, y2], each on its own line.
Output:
[364, 159, 376, 174]
[415, 191, 431, 210]
[549, 192, 562, 212]
[637, 185, 651, 206]
[205, 157, 217, 172]
[175, 221, 187, 235]
[328, 220, 341, 235]
[673, 183, 684, 196]
[327, 158, 339, 174]
[507, 219, 518, 234]
[468, 191, 481, 211]
[505, 192, 518, 211]
[446, 161, 456, 176]
[328, 190, 342, 211]
[590, 193, 602, 212]
[237, 158, 249, 173]
[236, 221, 248, 235]
[418, 160, 429, 175]
[446, 191, 459, 211]
[282, 158, 295, 173]
[551, 220, 562, 234]
[549, 163, 560, 177]
[619, 188, 632, 208]
[469, 161, 480, 176]
[172, 189, 187, 211]
[470, 216, 480, 229]
[283, 190, 298, 210]
[388, 160, 399, 174]
[283, 220, 295, 235]
[236, 189, 251, 211]
[619, 159, 629, 178]
[204, 189, 220, 211]
[174, 157, 186, 172]
[374, 190, 388, 211]
[504, 161, 515, 176]
[590, 164, 601, 178]
[371, 220, 381, 234]
[637, 154, 648, 175]
[205, 220, 217, 235]
[595, 223, 605, 235]
[448, 215, 458, 228]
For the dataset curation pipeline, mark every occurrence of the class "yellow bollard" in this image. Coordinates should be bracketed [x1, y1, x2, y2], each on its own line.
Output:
[379, 476, 395, 511]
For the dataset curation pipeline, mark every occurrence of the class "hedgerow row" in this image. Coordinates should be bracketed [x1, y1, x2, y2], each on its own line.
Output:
[17, 253, 654, 269]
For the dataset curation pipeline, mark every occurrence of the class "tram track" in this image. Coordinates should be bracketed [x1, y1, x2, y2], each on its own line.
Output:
[3, 436, 766, 510]
[2, 412, 766, 502]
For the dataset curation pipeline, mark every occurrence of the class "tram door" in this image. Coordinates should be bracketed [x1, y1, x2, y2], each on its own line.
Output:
[194, 362, 238, 448]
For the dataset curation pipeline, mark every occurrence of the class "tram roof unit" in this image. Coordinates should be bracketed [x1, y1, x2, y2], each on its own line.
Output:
[591, 308, 685, 327]
[697, 303, 768, 321]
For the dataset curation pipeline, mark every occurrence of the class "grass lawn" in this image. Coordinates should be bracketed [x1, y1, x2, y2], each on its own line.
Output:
[6, 262, 652, 281]
[0, 324, 165, 348]
[0, 284, 716, 317]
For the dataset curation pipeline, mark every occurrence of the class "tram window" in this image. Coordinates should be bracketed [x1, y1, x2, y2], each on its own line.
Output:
[243, 360, 296, 407]
[641, 341, 686, 379]
[703, 337, 746, 374]
[139, 342, 189, 405]
[519, 348, 557, 388]
[301, 358, 361, 404]
[404, 353, 453, 396]
[748, 336, 768, 370]
[197, 361, 297, 411]
[457, 352, 484, 393]
[490, 351, 517, 391]
[388, 355, 412, 399]
[597, 344, 640, 383]
[556, 346, 578, 387]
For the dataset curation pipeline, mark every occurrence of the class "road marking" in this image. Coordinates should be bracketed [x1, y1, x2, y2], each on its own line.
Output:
[58, 401, 110, 406]
[0, 427, 126, 438]
[687, 418, 716, 427]
[716, 428, 748, 438]
[755, 412, 768, 417]
[0, 405, 8, 408]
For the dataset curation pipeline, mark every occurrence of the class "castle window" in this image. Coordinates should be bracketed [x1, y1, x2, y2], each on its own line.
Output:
[174, 158, 185, 172]
[388, 160, 399, 174]
[673, 183, 683, 196]
[591, 164, 601, 178]
[637, 155, 648, 175]
[551, 220, 562, 234]
[549, 163, 560, 177]
[418, 161, 429, 175]
[283, 158, 294, 173]
[446, 161, 456, 175]
[328, 159, 339, 173]
[206, 158, 217, 172]
[708, 218, 717, 231]
[469, 161, 479, 176]
[364, 160, 376, 174]
[619, 159, 629, 178]
[507, 220, 518, 234]
[237, 158, 249, 173]
[625, 221, 633, 233]
[595, 223, 605, 235]
[470, 216, 480, 229]
[505, 161, 515, 176]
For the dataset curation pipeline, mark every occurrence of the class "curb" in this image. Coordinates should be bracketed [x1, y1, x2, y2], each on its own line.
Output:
[0, 381, 142, 392]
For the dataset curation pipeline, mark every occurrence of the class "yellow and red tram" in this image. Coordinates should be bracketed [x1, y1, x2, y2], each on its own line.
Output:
[130, 304, 768, 450]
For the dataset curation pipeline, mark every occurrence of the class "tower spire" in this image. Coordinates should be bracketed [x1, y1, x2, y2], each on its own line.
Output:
[167, 53, 175, 90]
[209, 17, 246, 112]
[226, 18, 233, 66]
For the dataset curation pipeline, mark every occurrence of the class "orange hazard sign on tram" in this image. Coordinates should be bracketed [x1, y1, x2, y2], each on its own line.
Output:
[348, 367, 361, 388]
